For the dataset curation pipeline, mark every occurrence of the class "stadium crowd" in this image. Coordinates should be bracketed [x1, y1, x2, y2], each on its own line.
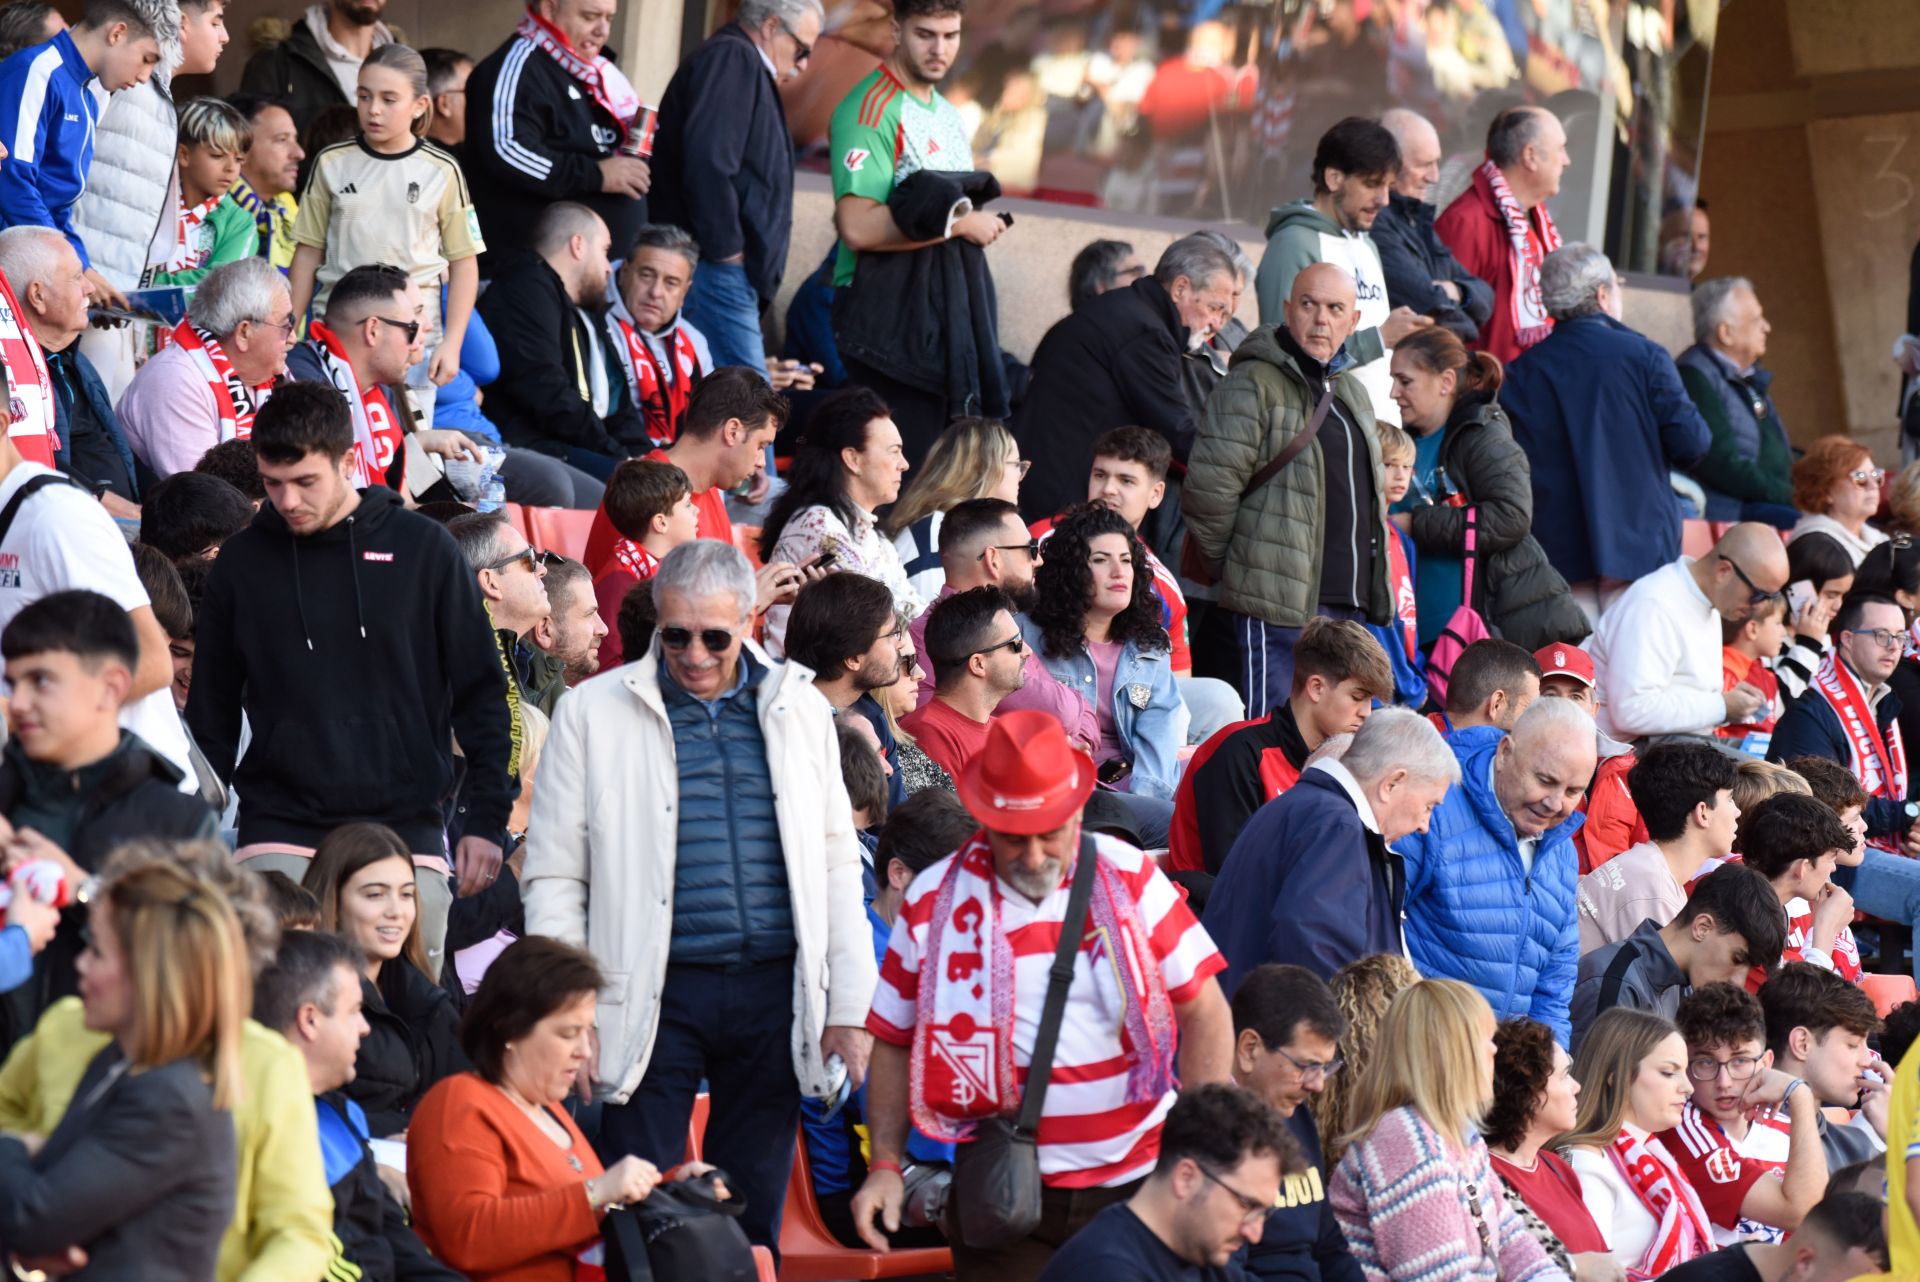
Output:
[0, 0, 1917, 1280]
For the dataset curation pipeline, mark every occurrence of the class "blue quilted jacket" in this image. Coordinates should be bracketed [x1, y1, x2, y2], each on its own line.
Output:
[1398, 725, 1584, 1043]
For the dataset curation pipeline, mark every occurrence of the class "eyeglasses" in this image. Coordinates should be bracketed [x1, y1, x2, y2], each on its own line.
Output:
[776, 17, 811, 63]
[981, 541, 1042, 561]
[1848, 627, 1913, 654]
[372, 314, 422, 345]
[482, 544, 544, 574]
[1851, 468, 1887, 487]
[1687, 1054, 1764, 1082]
[1194, 1165, 1270, 1231]
[659, 625, 737, 653]
[1272, 1045, 1345, 1082]
[1718, 554, 1782, 608]
[251, 314, 297, 342]
[1005, 457, 1032, 477]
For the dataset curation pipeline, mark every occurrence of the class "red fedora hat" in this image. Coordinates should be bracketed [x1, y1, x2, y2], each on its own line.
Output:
[956, 710, 1095, 836]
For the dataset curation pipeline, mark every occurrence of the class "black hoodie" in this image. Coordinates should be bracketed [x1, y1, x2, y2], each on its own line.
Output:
[185, 486, 513, 854]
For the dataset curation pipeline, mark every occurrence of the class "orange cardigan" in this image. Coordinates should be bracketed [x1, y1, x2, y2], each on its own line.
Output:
[407, 1072, 607, 1282]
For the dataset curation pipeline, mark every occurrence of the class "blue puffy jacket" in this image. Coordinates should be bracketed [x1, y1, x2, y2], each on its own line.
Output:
[1397, 725, 1584, 1044]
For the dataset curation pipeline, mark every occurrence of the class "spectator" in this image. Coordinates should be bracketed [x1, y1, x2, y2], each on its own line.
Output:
[1068, 237, 1144, 312]
[226, 93, 305, 270]
[125, 546, 222, 806]
[1501, 243, 1714, 608]
[1036, 1083, 1296, 1282]
[1659, 202, 1712, 282]
[1576, 741, 1741, 952]
[1177, 230, 1256, 434]
[1205, 707, 1459, 989]
[185, 380, 512, 967]
[195, 435, 266, 502]
[253, 927, 462, 1282]
[1255, 115, 1431, 425]
[1729, 802, 1860, 983]
[303, 822, 468, 1138]
[118, 257, 295, 478]
[762, 386, 919, 651]
[0, 2, 61, 62]
[1757, 964, 1887, 1171]
[1791, 753, 1873, 861]
[1721, 591, 1788, 744]
[851, 708, 1232, 1279]
[152, 98, 257, 289]
[1560, 1008, 1715, 1276]
[1660, 1191, 1887, 1282]
[1570, 864, 1787, 1048]
[901, 585, 1024, 781]
[0, 861, 247, 1280]
[477, 202, 648, 479]
[588, 458, 695, 668]
[0, 863, 57, 999]
[1400, 697, 1595, 1043]
[1019, 233, 1236, 521]
[238, 0, 393, 133]
[0, 0, 164, 283]
[1438, 638, 1542, 734]
[1775, 532, 1857, 702]
[1373, 108, 1493, 344]
[258, 867, 321, 927]
[1789, 436, 1890, 567]
[408, 936, 722, 1278]
[1434, 106, 1570, 366]
[0, 226, 141, 510]
[1389, 327, 1588, 652]
[419, 47, 468, 152]
[885, 416, 1025, 603]
[448, 512, 549, 788]
[1171, 617, 1391, 878]
[527, 557, 606, 711]
[0, 590, 216, 1039]
[1023, 504, 1185, 820]
[1590, 522, 1789, 741]
[1227, 964, 1363, 1282]
[599, 223, 712, 446]
[652, 0, 822, 374]
[906, 496, 1101, 748]
[1329, 978, 1564, 1282]
[1184, 261, 1388, 715]
[1537, 641, 1598, 713]
[784, 571, 912, 810]
[523, 539, 878, 1253]
[1484, 1019, 1612, 1270]
[1312, 954, 1421, 1168]
[137, 471, 253, 561]
[1679, 278, 1796, 528]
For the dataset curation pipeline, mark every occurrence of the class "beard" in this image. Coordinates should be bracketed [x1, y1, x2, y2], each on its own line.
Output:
[1003, 579, 1038, 613]
[337, 0, 384, 27]
[1004, 857, 1066, 901]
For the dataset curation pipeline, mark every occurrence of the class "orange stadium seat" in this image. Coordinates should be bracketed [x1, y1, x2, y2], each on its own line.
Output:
[1862, 973, 1917, 1019]
[778, 1132, 952, 1281]
[523, 506, 596, 562]
[1681, 519, 1714, 560]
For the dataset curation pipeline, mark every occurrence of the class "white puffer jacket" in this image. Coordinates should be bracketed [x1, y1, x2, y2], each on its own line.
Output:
[72, 74, 180, 291]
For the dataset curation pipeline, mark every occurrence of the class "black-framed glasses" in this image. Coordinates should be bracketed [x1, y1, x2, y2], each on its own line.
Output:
[1273, 1045, 1344, 1082]
[372, 314, 422, 345]
[482, 544, 543, 574]
[1194, 1166, 1269, 1230]
[1718, 554, 1782, 607]
[981, 541, 1041, 561]
[969, 633, 1025, 661]
[1686, 1054, 1763, 1082]
[1848, 627, 1912, 653]
[776, 17, 811, 63]
[659, 625, 737, 653]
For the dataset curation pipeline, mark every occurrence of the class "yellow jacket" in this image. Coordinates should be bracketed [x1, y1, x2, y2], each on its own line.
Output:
[0, 997, 334, 1282]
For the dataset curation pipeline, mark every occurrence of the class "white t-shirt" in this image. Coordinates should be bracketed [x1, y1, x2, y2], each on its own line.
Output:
[0, 463, 196, 792]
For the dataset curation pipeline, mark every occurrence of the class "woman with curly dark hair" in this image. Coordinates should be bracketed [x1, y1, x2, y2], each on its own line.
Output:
[1486, 1019, 1613, 1276]
[1021, 505, 1185, 816]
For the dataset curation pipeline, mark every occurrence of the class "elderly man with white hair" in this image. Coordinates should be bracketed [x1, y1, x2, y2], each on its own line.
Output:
[119, 257, 295, 477]
[523, 537, 875, 1254]
[1396, 697, 1597, 1044]
[1372, 107, 1493, 343]
[1502, 242, 1713, 614]
[1676, 277, 1797, 528]
[1202, 706, 1460, 991]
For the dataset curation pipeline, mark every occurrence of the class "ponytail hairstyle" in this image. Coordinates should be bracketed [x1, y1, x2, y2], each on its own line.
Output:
[1392, 326, 1505, 400]
[361, 43, 433, 137]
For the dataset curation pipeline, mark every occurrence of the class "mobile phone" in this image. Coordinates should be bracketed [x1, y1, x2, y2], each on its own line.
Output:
[1787, 579, 1816, 617]
[813, 547, 839, 572]
[996, 211, 1014, 228]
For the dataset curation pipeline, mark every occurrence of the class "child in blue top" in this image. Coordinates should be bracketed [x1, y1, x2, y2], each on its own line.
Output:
[1373, 422, 1428, 709]
[0, 889, 57, 994]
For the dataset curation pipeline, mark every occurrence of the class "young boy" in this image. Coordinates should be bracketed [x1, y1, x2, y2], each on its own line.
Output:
[1721, 592, 1787, 749]
[1656, 982, 1827, 1246]
[0, 0, 164, 273]
[1734, 792, 1859, 986]
[1779, 755, 1871, 983]
[152, 97, 258, 287]
[592, 457, 698, 669]
[1374, 421, 1426, 708]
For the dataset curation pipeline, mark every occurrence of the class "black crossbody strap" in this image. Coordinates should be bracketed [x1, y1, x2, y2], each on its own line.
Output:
[1016, 833, 1099, 1137]
[0, 473, 82, 546]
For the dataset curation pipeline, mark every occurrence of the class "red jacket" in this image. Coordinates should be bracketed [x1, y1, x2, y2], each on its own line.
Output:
[1167, 703, 1310, 874]
[1434, 169, 1555, 367]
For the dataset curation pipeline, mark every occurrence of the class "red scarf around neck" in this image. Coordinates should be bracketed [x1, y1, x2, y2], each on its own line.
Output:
[1812, 650, 1908, 844]
[1478, 159, 1562, 350]
[0, 269, 54, 465]
[170, 319, 273, 443]
[515, 8, 639, 140]
[1607, 1128, 1713, 1280]
[610, 316, 700, 445]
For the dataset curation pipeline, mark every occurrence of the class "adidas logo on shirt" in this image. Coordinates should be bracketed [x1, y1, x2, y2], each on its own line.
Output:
[339, 182, 359, 195]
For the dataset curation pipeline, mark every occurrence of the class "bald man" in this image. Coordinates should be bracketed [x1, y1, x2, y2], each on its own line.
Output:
[1591, 522, 1789, 741]
[1397, 697, 1598, 1043]
[1373, 109, 1493, 344]
[1184, 261, 1393, 715]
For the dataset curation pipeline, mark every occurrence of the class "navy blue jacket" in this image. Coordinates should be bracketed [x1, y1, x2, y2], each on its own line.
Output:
[1500, 313, 1712, 584]
[1371, 190, 1493, 343]
[1240, 1108, 1364, 1282]
[1768, 673, 1911, 839]
[48, 343, 140, 502]
[1202, 768, 1405, 993]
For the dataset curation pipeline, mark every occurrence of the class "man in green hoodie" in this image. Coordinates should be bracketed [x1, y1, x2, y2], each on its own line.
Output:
[1254, 116, 1431, 427]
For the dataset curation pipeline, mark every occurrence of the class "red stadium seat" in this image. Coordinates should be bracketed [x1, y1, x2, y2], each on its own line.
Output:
[1681, 519, 1715, 560]
[1862, 973, 1917, 1019]
[778, 1131, 952, 1281]
[734, 524, 765, 570]
[523, 507, 596, 563]
[500, 502, 530, 541]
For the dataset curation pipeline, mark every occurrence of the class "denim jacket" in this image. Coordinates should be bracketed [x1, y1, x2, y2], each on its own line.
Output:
[1019, 615, 1187, 800]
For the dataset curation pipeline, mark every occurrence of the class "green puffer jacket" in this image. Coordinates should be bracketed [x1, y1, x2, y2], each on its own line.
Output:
[1182, 324, 1390, 628]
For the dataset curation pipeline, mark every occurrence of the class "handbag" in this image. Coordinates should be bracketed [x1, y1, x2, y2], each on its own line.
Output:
[1180, 386, 1337, 587]
[600, 1168, 756, 1282]
[1422, 507, 1493, 706]
[945, 834, 1100, 1251]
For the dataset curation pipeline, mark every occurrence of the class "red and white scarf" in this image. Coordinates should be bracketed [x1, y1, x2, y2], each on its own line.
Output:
[1607, 1128, 1713, 1280]
[611, 541, 658, 580]
[909, 832, 1177, 1143]
[1480, 159, 1561, 349]
[1811, 650, 1908, 831]
[1384, 525, 1419, 663]
[306, 322, 400, 489]
[0, 269, 54, 466]
[610, 316, 700, 446]
[163, 193, 223, 275]
[170, 319, 272, 443]
[514, 7, 640, 142]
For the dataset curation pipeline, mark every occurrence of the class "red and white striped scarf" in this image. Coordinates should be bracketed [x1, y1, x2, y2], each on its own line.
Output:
[609, 316, 700, 446]
[163, 193, 223, 274]
[0, 269, 54, 465]
[306, 322, 396, 488]
[169, 319, 272, 443]
[1607, 1128, 1714, 1280]
[1811, 651, 1907, 845]
[1479, 159, 1562, 349]
[514, 7, 640, 141]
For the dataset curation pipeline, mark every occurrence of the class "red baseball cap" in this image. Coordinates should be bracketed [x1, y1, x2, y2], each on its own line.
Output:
[956, 710, 1096, 835]
[1533, 642, 1595, 688]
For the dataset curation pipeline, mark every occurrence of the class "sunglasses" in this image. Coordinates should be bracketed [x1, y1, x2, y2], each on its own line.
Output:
[777, 17, 811, 63]
[981, 541, 1042, 561]
[372, 314, 422, 345]
[1851, 467, 1887, 487]
[482, 544, 544, 574]
[1718, 554, 1781, 607]
[659, 626, 737, 652]
[969, 633, 1025, 660]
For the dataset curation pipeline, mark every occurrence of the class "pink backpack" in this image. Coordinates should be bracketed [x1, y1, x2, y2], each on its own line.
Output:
[1423, 507, 1492, 707]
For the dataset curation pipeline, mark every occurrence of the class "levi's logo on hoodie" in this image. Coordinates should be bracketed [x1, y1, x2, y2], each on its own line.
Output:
[363, 552, 394, 563]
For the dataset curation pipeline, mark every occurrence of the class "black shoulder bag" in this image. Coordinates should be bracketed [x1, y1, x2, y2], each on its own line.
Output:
[946, 833, 1100, 1251]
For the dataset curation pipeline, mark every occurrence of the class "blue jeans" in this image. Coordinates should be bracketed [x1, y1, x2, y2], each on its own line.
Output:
[1838, 849, 1920, 982]
[684, 260, 769, 376]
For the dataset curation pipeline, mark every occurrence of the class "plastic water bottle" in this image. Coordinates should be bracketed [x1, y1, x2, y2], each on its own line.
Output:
[475, 447, 507, 512]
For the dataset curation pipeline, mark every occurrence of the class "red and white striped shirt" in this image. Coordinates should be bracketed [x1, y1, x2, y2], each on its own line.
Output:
[868, 835, 1224, 1187]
